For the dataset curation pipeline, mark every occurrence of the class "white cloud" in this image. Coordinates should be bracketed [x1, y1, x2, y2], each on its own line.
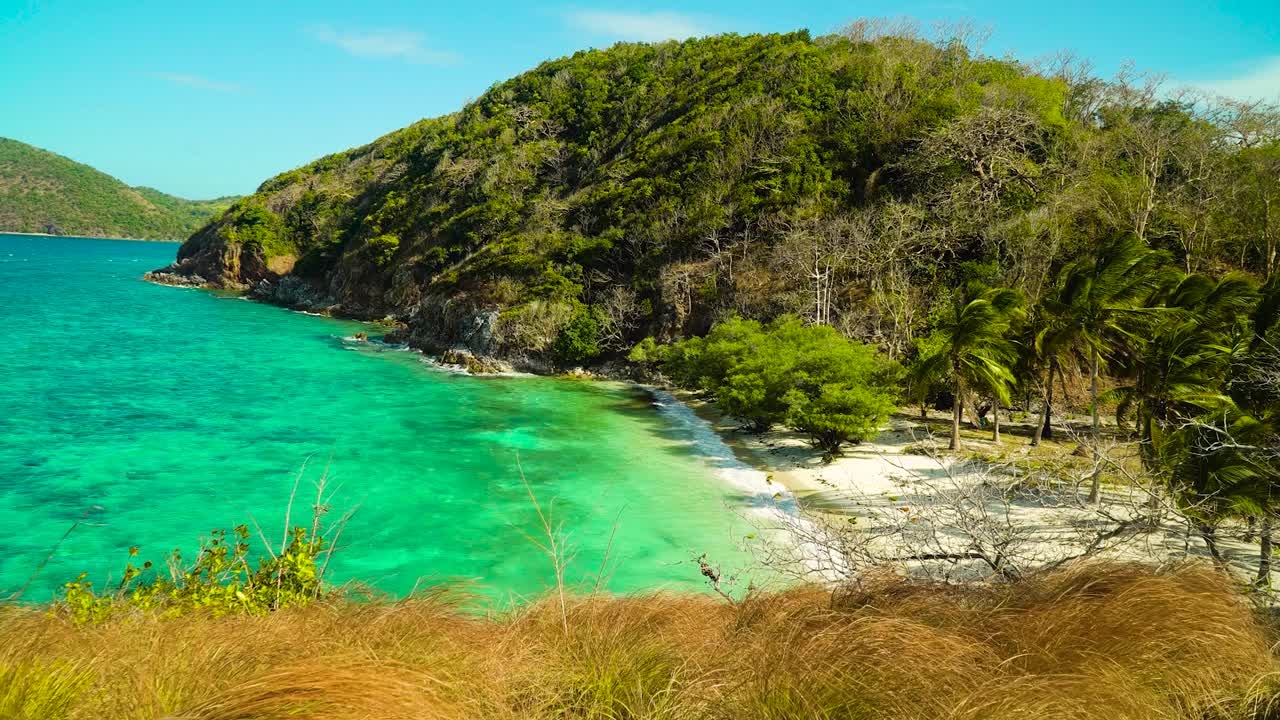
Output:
[149, 72, 241, 93]
[307, 24, 460, 65]
[565, 10, 708, 42]
[1184, 56, 1280, 102]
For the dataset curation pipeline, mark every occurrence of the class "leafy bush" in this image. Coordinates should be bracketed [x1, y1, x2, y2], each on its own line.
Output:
[57, 524, 330, 622]
[552, 304, 606, 365]
[644, 316, 900, 452]
[785, 382, 899, 456]
[220, 200, 292, 258]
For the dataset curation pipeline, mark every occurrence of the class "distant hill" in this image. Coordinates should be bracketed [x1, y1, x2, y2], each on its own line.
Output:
[0, 138, 237, 240]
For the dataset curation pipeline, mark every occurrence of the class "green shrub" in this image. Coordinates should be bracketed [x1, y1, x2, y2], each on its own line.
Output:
[495, 300, 575, 353]
[648, 315, 900, 451]
[553, 305, 606, 365]
[786, 382, 899, 455]
[220, 200, 293, 258]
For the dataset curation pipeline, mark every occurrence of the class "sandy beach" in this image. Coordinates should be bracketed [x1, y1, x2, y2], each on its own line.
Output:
[678, 391, 1277, 586]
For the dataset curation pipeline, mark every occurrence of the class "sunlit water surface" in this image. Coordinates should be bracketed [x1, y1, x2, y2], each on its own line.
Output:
[0, 234, 781, 600]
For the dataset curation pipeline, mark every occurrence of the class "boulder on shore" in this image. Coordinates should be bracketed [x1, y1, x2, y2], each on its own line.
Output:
[439, 348, 511, 375]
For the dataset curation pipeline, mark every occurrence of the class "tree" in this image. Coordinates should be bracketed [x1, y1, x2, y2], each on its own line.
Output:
[916, 284, 1024, 450]
[771, 215, 865, 326]
[1040, 235, 1170, 501]
[785, 379, 898, 456]
[1108, 273, 1257, 469]
[1023, 301, 1073, 445]
[645, 316, 900, 453]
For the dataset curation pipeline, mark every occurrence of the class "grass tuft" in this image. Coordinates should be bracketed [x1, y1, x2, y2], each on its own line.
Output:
[1, 563, 1276, 719]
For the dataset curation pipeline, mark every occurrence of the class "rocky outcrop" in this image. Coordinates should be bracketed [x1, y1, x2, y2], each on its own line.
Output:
[250, 276, 335, 312]
[142, 270, 207, 287]
[151, 229, 277, 290]
[438, 348, 513, 375]
[404, 294, 500, 357]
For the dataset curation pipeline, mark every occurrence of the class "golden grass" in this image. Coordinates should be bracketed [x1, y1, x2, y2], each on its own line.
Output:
[2, 563, 1277, 719]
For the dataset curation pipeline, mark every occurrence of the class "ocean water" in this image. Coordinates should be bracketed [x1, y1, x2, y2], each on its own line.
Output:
[0, 234, 779, 601]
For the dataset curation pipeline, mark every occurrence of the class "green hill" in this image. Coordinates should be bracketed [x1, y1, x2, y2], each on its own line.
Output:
[0, 137, 237, 240]
[151, 30, 1279, 367]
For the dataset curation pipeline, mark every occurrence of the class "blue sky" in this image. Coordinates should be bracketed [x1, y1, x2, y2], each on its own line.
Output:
[2, 1, 1277, 199]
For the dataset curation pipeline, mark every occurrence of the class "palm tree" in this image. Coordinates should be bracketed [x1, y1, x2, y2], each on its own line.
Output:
[1023, 302, 1074, 446]
[917, 284, 1024, 451]
[1109, 273, 1258, 470]
[1148, 275, 1280, 584]
[1161, 408, 1278, 574]
[1040, 235, 1171, 502]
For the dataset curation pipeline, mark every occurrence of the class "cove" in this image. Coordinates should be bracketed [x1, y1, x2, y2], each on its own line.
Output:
[0, 234, 769, 600]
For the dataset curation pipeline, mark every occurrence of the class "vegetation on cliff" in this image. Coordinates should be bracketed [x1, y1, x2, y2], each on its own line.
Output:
[160, 24, 1278, 370]
[0, 137, 236, 240]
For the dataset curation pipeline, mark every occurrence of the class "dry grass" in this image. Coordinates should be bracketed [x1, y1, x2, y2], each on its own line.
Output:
[2, 563, 1278, 719]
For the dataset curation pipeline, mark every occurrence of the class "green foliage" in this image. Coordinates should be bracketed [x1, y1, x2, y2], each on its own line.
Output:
[57, 524, 329, 622]
[552, 304, 605, 365]
[627, 336, 661, 365]
[366, 233, 400, 267]
[0, 137, 236, 239]
[220, 200, 291, 258]
[913, 283, 1025, 446]
[785, 382, 899, 456]
[649, 316, 900, 452]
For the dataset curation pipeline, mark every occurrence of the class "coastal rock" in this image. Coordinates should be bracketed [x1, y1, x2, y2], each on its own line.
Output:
[143, 269, 208, 287]
[251, 276, 334, 311]
[147, 225, 278, 290]
[407, 294, 500, 358]
[439, 348, 512, 375]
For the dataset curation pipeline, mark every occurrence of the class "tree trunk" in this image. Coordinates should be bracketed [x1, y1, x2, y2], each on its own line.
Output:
[1197, 522, 1227, 569]
[992, 397, 1001, 443]
[1087, 347, 1102, 503]
[1038, 363, 1055, 443]
[950, 385, 963, 451]
[1257, 515, 1273, 588]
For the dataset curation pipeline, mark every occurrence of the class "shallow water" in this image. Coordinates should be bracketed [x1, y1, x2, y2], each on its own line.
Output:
[0, 234, 776, 600]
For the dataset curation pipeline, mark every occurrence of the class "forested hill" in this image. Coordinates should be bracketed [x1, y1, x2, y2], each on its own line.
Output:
[0, 138, 237, 240]
[153, 29, 1280, 368]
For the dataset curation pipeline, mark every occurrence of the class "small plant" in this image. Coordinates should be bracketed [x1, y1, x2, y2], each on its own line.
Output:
[58, 524, 331, 622]
[55, 462, 355, 622]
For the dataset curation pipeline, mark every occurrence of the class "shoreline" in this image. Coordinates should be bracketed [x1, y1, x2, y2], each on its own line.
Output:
[678, 393, 1279, 585]
[673, 389, 912, 500]
[1, 230, 183, 243]
[154, 272, 860, 510]
[137, 275, 1276, 584]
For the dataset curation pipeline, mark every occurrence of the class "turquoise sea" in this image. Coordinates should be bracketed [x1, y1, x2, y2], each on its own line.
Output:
[0, 234, 776, 601]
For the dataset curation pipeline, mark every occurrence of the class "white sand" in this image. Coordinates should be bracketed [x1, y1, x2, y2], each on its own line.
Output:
[678, 393, 1274, 585]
